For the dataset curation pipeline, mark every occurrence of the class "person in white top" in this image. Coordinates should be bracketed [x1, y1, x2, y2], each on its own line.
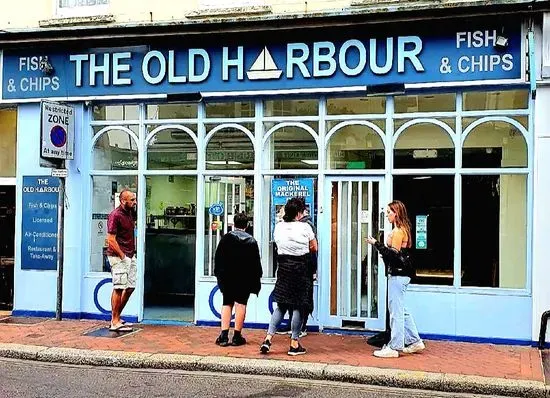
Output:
[260, 197, 317, 356]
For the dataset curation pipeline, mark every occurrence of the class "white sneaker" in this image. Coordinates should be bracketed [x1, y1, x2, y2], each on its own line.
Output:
[373, 344, 399, 358]
[403, 340, 425, 354]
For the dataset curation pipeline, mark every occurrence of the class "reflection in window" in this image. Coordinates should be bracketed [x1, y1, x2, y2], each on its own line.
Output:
[264, 99, 318, 117]
[206, 126, 254, 170]
[205, 101, 254, 118]
[463, 90, 528, 111]
[461, 174, 527, 288]
[394, 122, 455, 168]
[93, 129, 138, 170]
[147, 127, 197, 170]
[395, 93, 456, 113]
[147, 103, 198, 119]
[93, 104, 139, 121]
[264, 125, 318, 169]
[327, 125, 384, 169]
[90, 176, 137, 273]
[204, 176, 255, 276]
[462, 121, 527, 168]
[327, 97, 385, 115]
[394, 176, 454, 286]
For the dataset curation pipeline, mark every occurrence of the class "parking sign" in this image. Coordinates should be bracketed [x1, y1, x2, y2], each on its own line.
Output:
[41, 100, 75, 160]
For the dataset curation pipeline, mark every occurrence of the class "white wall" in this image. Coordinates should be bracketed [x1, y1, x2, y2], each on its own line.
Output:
[14, 103, 85, 315]
[532, 87, 550, 343]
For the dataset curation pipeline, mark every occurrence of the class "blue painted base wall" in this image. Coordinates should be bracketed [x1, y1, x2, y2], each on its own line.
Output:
[11, 310, 138, 323]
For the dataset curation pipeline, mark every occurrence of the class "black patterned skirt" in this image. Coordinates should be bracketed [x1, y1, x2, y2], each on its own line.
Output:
[273, 254, 312, 311]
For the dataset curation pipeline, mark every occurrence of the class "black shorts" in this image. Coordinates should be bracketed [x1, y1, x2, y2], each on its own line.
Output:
[222, 291, 250, 306]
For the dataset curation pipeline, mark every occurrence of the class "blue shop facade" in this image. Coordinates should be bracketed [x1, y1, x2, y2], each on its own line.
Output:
[5, 14, 549, 344]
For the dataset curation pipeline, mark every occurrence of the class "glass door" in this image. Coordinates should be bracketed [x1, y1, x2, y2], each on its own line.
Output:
[204, 176, 248, 276]
[321, 177, 386, 331]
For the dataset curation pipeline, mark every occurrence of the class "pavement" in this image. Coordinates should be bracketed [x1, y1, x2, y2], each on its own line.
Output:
[0, 316, 548, 398]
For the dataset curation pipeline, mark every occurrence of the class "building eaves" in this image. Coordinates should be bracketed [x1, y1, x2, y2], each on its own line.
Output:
[0, 0, 548, 47]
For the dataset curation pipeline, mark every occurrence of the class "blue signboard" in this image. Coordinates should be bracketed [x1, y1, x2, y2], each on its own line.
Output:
[2, 25, 523, 100]
[208, 201, 224, 216]
[271, 178, 315, 239]
[21, 176, 60, 270]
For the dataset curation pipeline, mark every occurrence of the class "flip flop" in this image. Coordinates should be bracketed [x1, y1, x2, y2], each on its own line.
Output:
[109, 323, 132, 332]
[121, 320, 134, 327]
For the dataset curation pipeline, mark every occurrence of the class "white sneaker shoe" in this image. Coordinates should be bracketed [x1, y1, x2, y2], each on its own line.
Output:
[403, 340, 425, 354]
[373, 344, 399, 358]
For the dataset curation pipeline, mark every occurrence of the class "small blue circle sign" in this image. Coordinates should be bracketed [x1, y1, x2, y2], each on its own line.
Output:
[209, 202, 224, 216]
[50, 125, 67, 148]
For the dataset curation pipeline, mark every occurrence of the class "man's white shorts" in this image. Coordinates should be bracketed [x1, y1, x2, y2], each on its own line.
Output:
[108, 256, 137, 290]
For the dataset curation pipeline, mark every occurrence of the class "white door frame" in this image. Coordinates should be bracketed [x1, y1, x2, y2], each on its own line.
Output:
[319, 175, 387, 331]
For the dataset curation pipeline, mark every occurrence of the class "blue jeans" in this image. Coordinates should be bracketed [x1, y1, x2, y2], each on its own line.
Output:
[267, 304, 302, 340]
[388, 276, 421, 351]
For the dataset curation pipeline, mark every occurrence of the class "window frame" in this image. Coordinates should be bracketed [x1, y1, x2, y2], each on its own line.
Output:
[84, 89, 533, 296]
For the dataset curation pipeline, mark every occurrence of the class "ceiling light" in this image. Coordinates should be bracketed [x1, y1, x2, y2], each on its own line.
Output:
[413, 176, 432, 180]
[301, 160, 318, 165]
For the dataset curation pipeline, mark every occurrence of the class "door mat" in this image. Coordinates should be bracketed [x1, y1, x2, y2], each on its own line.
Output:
[83, 326, 141, 338]
[0, 316, 49, 325]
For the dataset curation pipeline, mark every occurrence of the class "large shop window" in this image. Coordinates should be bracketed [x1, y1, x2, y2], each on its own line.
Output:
[0, 109, 16, 178]
[90, 176, 137, 273]
[461, 174, 527, 288]
[394, 176, 454, 285]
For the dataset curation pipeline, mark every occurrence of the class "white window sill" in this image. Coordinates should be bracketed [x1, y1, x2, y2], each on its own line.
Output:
[39, 14, 115, 28]
[186, 5, 272, 19]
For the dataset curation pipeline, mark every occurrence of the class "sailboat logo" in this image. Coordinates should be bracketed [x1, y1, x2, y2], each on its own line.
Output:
[247, 47, 283, 80]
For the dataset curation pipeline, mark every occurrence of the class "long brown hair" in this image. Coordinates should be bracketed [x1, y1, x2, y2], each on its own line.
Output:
[389, 200, 412, 248]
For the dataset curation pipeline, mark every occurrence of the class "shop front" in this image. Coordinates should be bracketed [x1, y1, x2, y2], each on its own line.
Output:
[4, 16, 539, 342]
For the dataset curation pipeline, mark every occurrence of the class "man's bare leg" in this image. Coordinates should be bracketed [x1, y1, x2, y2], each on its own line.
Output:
[111, 289, 123, 326]
[120, 288, 135, 313]
[234, 303, 247, 332]
[221, 305, 233, 331]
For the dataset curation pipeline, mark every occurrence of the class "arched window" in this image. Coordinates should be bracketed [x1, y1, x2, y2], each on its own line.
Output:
[147, 126, 197, 170]
[206, 125, 255, 170]
[462, 119, 527, 168]
[326, 123, 385, 169]
[264, 123, 318, 169]
[394, 120, 455, 168]
[92, 127, 138, 170]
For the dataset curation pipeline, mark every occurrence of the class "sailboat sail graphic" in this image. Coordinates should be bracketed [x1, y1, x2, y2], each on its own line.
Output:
[246, 47, 283, 80]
